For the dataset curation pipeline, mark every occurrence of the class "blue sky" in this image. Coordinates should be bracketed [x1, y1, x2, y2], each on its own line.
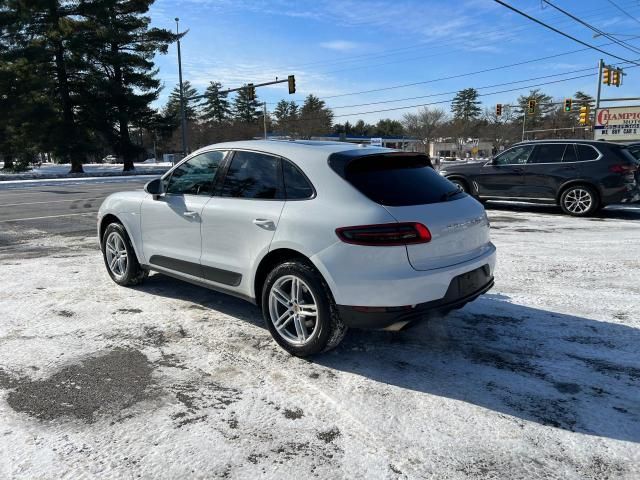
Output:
[148, 0, 640, 123]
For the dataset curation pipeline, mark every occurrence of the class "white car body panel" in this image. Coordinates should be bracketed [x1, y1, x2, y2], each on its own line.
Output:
[98, 140, 496, 316]
[200, 197, 285, 298]
[140, 194, 211, 272]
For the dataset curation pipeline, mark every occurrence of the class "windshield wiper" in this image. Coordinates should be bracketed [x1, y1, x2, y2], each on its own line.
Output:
[441, 188, 462, 201]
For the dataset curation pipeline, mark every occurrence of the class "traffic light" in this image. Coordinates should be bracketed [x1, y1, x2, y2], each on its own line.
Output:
[602, 67, 611, 85]
[612, 68, 622, 87]
[247, 83, 256, 99]
[564, 98, 572, 112]
[495, 103, 502, 116]
[287, 75, 296, 95]
[579, 105, 590, 125]
[528, 100, 536, 114]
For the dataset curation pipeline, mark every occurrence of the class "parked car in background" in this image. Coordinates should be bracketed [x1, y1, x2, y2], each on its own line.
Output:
[627, 142, 640, 160]
[102, 155, 118, 164]
[97, 140, 495, 356]
[439, 140, 640, 216]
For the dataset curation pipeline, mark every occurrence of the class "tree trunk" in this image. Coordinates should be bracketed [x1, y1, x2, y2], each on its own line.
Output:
[2, 156, 14, 170]
[49, 1, 83, 173]
[110, 42, 134, 172]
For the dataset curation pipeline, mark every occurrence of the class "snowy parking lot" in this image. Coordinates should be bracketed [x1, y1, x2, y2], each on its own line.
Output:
[1, 202, 639, 479]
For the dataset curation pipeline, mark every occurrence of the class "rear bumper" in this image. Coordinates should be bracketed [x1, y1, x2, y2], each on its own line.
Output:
[337, 264, 494, 329]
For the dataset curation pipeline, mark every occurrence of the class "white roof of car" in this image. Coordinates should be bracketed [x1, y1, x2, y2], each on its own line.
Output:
[191, 139, 394, 162]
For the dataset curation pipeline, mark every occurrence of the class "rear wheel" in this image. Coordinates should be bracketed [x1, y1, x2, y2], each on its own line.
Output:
[559, 185, 599, 216]
[262, 261, 346, 357]
[449, 178, 468, 193]
[102, 223, 148, 286]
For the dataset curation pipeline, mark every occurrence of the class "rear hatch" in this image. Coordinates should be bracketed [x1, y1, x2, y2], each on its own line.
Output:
[329, 151, 492, 271]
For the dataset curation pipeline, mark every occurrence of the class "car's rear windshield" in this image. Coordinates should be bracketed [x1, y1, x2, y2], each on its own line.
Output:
[328, 151, 465, 206]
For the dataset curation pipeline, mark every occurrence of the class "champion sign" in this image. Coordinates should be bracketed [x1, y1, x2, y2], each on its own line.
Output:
[594, 106, 640, 141]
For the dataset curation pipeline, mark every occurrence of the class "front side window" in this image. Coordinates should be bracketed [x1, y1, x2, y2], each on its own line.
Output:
[528, 144, 566, 164]
[494, 145, 534, 165]
[165, 151, 226, 195]
[283, 160, 314, 199]
[221, 151, 282, 199]
[575, 145, 600, 161]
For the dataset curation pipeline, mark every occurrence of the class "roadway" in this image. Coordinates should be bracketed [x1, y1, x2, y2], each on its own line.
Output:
[0, 177, 151, 242]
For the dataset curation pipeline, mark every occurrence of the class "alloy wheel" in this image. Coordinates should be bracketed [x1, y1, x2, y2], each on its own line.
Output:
[268, 275, 319, 346]
[564, 188, 593, 214]
[105, 231, 128, 280]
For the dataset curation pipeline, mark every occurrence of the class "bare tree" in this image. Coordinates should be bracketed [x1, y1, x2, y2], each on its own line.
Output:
[402, 107, 447, 145]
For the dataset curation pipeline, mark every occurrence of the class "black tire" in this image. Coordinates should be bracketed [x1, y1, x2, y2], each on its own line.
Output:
[101, 222, 148, 286]
[449, 178, 469, 193]
[559, 184, 599, 217]
[261, 260, 346, 357]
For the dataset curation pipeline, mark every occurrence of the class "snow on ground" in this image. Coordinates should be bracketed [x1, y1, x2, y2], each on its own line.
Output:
[0, 162, 171, 180]
[0, 204, 639, 479]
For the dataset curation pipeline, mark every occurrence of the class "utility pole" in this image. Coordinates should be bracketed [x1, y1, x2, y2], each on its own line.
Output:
[175, 18, 188, 161]
[263, 102, 268, 140]
[596, 58, 603, 110]
[521, 111, 527, 141]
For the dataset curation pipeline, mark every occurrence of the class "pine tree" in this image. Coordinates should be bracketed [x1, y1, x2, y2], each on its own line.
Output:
[165, 81, 200, 123]
[451, 88, 482, 123]
[79, 0, 180, 170]
[517, 88, 553, 129]
[201, 81, 231, 123]
[2, 0, 90, 172]
[233, 86, 261, 123]
[298, 94, 333, 138]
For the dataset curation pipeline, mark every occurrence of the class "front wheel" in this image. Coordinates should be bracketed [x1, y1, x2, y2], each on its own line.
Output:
[102, 223, 148, 286]
[261, 261, 346, 357]
[559, 185, 599, 216]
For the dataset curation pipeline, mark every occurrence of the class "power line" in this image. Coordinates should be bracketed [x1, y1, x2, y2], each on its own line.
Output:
[329, 67, 599, 110]
[607, 0, 640, 25]
[541, 0, 640, 55]
[493, 0, 640, 66]
[331, 72, 610, 119]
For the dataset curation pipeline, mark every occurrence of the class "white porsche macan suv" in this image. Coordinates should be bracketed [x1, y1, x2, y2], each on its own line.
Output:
[98, 140, 496, 356]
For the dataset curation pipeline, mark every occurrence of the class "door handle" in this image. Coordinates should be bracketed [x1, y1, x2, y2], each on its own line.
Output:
[183, 211, 199, 218]
[253, 218, 274, 226]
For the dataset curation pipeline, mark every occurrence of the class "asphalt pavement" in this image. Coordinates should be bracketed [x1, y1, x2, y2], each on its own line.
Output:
[0, 177, 151, 245]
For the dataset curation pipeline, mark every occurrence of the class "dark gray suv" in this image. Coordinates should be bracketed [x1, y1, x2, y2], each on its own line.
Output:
[439, 140, 640, 216]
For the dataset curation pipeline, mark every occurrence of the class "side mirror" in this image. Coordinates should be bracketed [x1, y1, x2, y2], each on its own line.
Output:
[144, 178, 164, 199]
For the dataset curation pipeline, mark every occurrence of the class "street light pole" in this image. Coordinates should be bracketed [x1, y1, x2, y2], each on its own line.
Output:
[263, 102, 268, 140]
[175, 18, 188, 161]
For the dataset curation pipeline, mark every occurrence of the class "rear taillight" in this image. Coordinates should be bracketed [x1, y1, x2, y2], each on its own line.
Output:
[335, 222, 431, 246]
[609, 164, 637, 174]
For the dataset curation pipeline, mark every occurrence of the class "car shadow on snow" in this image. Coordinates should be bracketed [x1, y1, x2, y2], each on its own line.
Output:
[134, 274, 639, 443]
[317, 295, 640, 444]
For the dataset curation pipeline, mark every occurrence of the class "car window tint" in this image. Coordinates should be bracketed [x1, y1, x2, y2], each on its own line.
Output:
[576, 145, 599, 161]
[166, 151, 226, 195]
[562, 144, 578, 163]
[283, 160, 314, 199]
[336, 154, 465, 206]
[528, 144, 566, 164]
[221, 151, 282, 199]
[494, 145, 534, 165]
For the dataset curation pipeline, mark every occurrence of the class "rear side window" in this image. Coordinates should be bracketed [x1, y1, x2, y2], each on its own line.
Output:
[562, 144, 578, 163]
[221, 151, 282, 199]
[330, 153, 465, 206]
[576, 145, 600, 161]
[528, 144, 566, 164]
[283, 161, 314, 199]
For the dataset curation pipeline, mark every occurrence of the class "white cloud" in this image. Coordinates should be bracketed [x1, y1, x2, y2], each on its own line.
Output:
[319, 40, 361, 51]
